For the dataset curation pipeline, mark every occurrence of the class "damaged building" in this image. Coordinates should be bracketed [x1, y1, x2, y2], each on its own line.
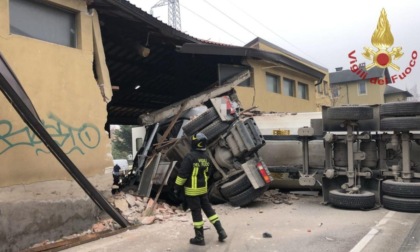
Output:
[0, 0, 327, 250]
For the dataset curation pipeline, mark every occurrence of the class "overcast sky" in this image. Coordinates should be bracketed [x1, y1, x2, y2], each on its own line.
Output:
[128, 0, 420, 92]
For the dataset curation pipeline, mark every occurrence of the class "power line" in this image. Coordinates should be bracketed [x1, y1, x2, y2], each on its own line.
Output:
[223, 0, 324, 65]
[180, 3, 246, 44]
[202, 0, 259, 39]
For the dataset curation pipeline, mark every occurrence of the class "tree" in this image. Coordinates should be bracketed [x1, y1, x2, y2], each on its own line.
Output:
[112, 125, 133, 159]
[408, 83, 419, 102]
[329, 85, 344, 107]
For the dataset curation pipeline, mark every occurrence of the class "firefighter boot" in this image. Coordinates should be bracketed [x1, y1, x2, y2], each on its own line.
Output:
[214, 221, 227, 242]
[190, 227, 205, 246]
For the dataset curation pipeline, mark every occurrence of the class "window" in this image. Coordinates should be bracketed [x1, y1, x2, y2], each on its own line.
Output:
[10, 0, 76, 47]
[316, 83, 323, 94]
[331, 86, 340, 97]
[283, 78, 295, 97]
[324, 81, 329, 95]
[316, 81, 329, 95]
[358, 81, 367, 95]
[238, 71, 253, 87]
[266, 73, 280, 93]
[238, 78, 252, 87]
[298, 82, 309, 100]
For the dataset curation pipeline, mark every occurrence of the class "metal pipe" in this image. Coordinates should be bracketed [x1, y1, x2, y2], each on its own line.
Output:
[356, 129, 361, 187]
[401, 132, 412, 181]
[135, 123, 159, 176]
[302, 137, 309, 175]
[346, 124, 355, 187]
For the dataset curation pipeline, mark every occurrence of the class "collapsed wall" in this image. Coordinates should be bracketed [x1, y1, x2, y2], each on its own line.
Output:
[0, 174, 112, 251]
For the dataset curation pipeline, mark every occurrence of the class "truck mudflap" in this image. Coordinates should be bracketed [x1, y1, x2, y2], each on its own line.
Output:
[241, 156, 273, 189]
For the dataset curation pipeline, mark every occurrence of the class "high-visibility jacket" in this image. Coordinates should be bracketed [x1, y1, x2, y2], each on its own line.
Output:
[175, 150, 211, 196]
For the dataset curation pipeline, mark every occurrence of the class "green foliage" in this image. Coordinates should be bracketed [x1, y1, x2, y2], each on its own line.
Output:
[112, 125, 133, 159]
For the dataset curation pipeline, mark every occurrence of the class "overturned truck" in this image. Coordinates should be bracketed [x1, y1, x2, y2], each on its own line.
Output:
[255, 102, 420, 212]
[119, 83, 273, 207]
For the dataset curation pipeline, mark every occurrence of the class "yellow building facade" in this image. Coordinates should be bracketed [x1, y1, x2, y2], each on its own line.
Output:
[329, 65, 389, 106]
[235, 38, 330, 113]
[0, 0, 113, 187]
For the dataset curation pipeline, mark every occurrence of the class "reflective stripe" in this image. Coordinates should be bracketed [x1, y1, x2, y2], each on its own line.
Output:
[185, 187, 207, 196]
[193, 221, 204, 228]
[192, 164, 198, 189]
[208, 214, 219, 224]
[175, 176, 187, 186]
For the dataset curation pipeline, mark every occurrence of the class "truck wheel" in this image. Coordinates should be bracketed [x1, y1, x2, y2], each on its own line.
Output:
[382, 180, 420, 198]
[201, 119, 231, 142]
[329, 189, 375, 210]
[382, 195, 420, 213]
[380, 117, 420, 131]
[229, 185, 268, 207]
[326, 106, 373, 121]
[208, 182, 228, 205]
[380, 102, 420, 117]
[182, 107, 218, 136]
[220, 173, 252, 198]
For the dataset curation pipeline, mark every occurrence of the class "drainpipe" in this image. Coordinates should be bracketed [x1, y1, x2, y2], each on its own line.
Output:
[346, 84, 350, 104]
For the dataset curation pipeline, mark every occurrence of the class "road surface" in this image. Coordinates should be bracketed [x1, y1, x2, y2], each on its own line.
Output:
[62, 193, 420, 252]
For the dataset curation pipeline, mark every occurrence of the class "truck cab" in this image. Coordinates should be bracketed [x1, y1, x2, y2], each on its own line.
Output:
[121, 94, 273, 207]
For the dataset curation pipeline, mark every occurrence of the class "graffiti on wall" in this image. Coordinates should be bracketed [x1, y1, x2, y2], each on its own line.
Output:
[0, 113, 101, 155]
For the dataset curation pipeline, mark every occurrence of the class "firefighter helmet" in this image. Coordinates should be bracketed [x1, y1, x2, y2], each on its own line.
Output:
[191, 132, 207, 150]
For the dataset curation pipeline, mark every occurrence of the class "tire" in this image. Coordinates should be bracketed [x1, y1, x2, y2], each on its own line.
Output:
[182, 107, 219, 136]
[201, 119, 231, 142]
[208, 182, 228, 205]
[220, 173, 252, 198]
[382, 180, 420, 198]
[380, 102, 420, 117]
[229, 185, 268, 207]
[382, 195, 420, 213]
[329, 189, 375, 210]
[380, 117, 420, 131]
[326, 106, 373, 121]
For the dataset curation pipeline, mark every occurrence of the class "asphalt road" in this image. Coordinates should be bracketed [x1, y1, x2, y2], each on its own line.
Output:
[62, 194, 420, 252]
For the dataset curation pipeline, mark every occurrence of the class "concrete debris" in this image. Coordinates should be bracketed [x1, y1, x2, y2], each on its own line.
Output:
[259, 189, 300, 205]
[114, 198, 129, 212]
[125, 194, 137, 207]
[30, 191, 188, 249]
[141, 216, 156, 225]
[92, 222, 107, 233]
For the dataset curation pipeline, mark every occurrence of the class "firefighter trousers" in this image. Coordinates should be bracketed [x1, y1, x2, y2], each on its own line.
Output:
[185, 194, 219, 229]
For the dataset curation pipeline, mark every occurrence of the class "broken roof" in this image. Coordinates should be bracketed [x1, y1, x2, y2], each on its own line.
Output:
[245, 37, 328, 73]
[88, 0, 326, 129]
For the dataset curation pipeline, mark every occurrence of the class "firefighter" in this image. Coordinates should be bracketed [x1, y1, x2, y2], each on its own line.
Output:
[174, 132, 227, 246]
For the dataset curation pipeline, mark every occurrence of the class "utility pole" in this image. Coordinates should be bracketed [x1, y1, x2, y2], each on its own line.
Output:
[150, 0, 181, 30]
